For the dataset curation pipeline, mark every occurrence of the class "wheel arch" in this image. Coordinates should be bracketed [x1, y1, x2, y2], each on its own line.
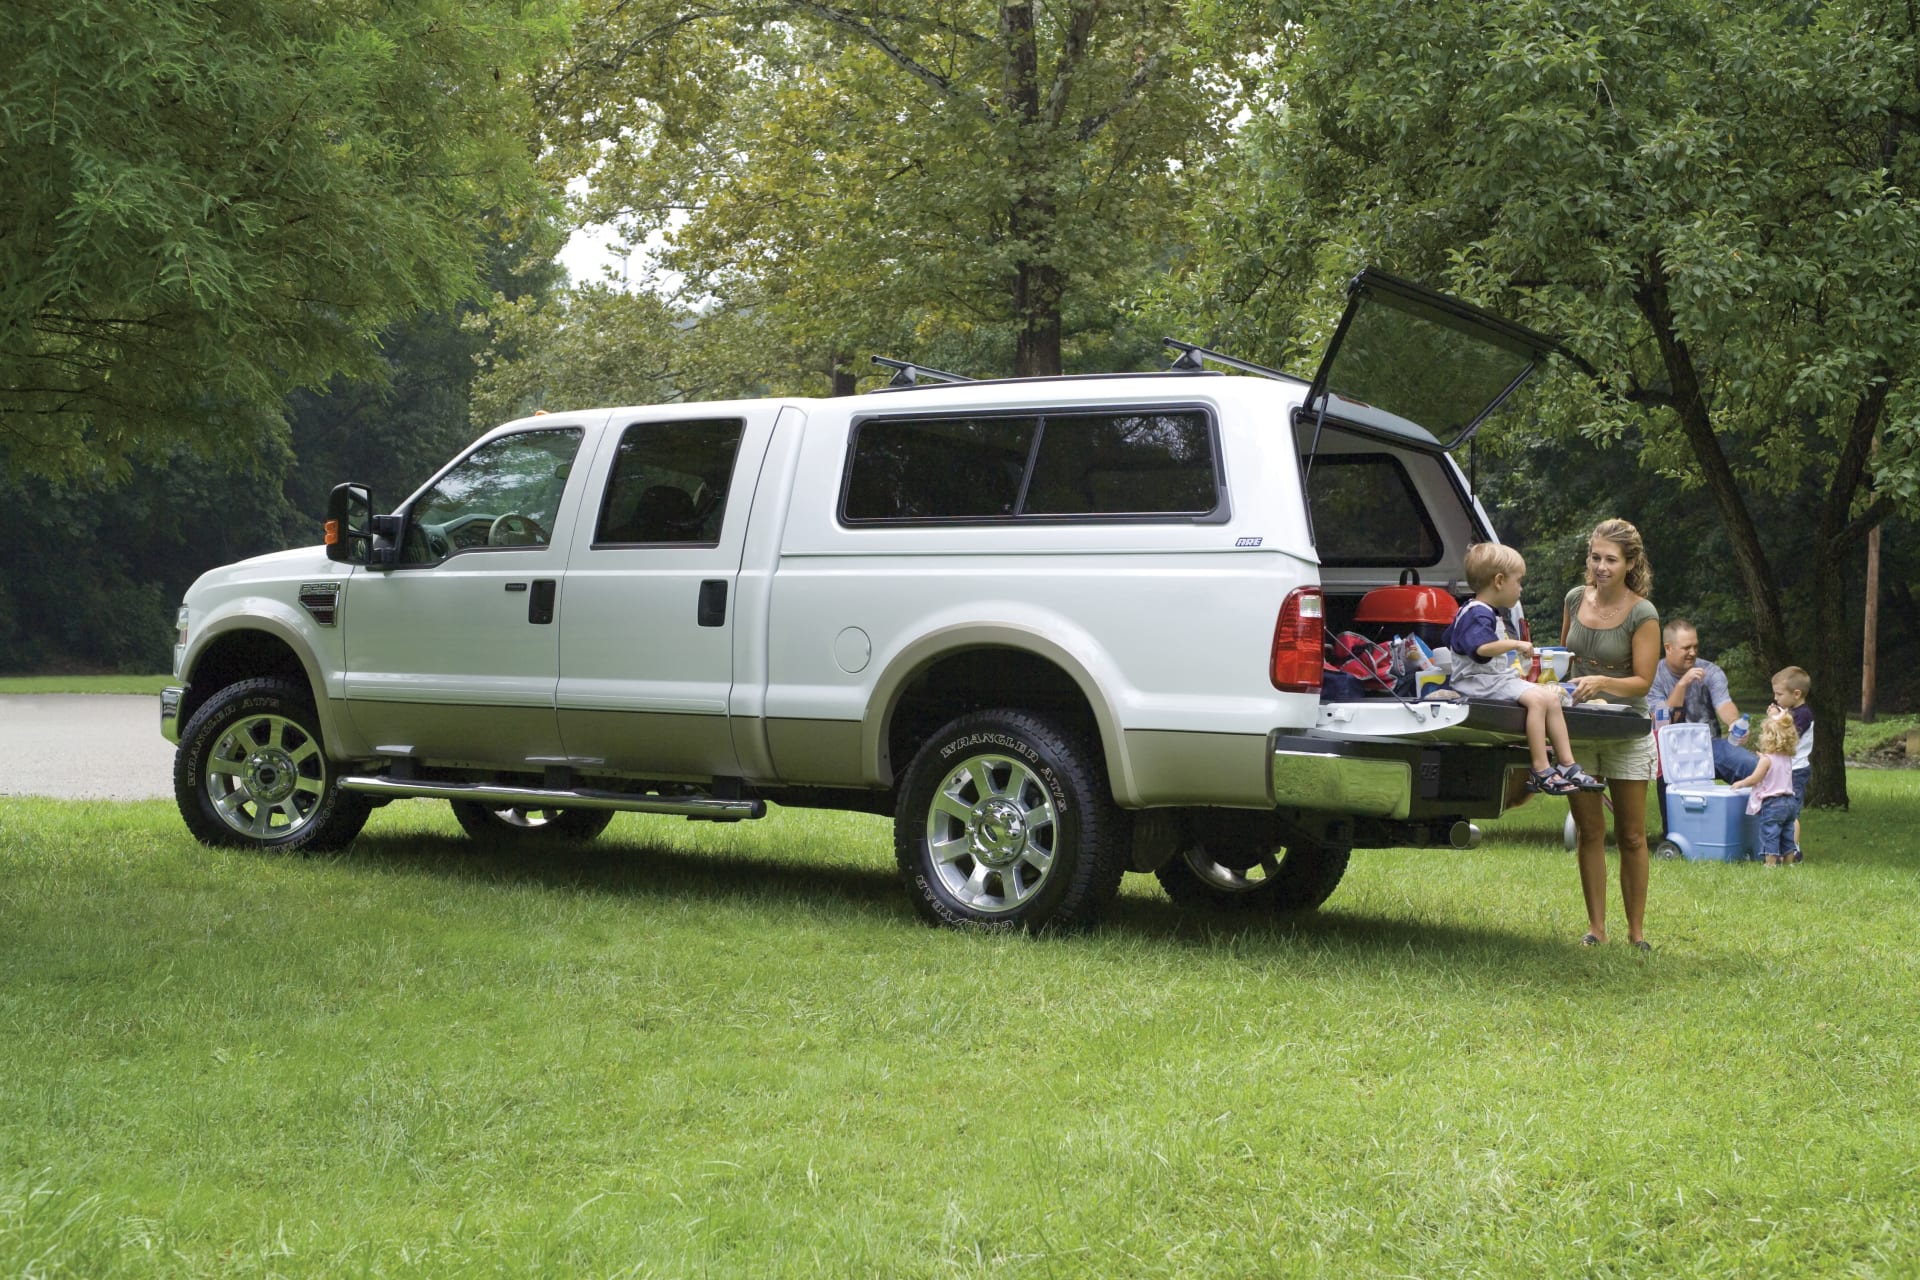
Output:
[180, 618, 351, 755]
[865, 624, 1140, 804]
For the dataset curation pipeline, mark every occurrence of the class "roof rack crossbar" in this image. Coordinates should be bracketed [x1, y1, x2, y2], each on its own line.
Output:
[1160, 338, 1309, 386]
[870, 355, 974, 387]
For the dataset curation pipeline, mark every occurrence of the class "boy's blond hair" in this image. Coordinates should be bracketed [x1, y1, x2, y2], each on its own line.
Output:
[1463, 542, 1526, 594]
[1774, 666, 1811, 696]
[1756, 714, 1799, 757]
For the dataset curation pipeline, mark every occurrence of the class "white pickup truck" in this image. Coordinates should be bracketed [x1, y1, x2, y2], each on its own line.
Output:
[162, 271, 1648, 930]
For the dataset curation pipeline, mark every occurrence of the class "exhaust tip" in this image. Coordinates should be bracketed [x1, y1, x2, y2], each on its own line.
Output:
[1449, 821, 1482, 850]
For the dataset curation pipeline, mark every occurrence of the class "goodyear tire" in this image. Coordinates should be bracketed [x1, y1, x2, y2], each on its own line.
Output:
[451, 802, 614, 843]
[895, 710, 1125, 932]
[1155, 825, 1351, 914]
[175, 678, 371, 851]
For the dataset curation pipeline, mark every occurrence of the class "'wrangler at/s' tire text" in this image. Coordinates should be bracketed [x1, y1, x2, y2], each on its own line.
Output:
[174, 678, 371, 851]
[894, 709, 1125, 932]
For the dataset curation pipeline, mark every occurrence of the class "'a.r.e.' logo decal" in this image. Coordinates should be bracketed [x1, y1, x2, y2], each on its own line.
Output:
[1235, 536, 1263, 548]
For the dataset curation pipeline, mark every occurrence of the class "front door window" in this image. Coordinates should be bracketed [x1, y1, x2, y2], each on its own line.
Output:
[401, 428, 584, 565]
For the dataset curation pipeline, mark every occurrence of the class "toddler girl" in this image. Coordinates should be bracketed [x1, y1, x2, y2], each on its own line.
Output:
[1734, 713, 1801, 867]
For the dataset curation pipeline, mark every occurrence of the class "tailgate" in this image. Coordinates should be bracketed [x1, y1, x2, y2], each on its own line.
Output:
[1313, 697, 1651, 746]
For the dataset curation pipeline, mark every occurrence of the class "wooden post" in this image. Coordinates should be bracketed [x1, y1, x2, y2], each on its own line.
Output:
[1862, 437, 1881, 723]
[1862, 524, 1880, 722]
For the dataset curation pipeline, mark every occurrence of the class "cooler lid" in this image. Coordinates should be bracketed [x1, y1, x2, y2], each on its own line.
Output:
[1656, 721, 1715, 785]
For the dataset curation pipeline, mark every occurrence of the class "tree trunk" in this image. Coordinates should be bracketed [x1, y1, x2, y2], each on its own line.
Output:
[1634, 264, 1789, 671]
[999, 2, 1063, 377]
[831, 352, 857, 398]
[1803, 377, 1891, 807]
[1012, 258, 1064, 376]
[1807, 544, 1854, 808]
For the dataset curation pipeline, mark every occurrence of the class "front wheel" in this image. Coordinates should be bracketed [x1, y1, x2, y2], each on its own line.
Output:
[174, 678, 370, 851]
[451, 802, 614, 843]
[1155, 827, 1351, 914]
[894, 709, 1125, 932]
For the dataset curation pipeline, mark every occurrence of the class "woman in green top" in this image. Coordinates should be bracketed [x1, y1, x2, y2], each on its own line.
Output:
[1561, 518, 1662, 951]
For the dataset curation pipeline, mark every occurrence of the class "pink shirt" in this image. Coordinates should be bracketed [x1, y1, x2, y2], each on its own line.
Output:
[1746, 753, 1796, 814]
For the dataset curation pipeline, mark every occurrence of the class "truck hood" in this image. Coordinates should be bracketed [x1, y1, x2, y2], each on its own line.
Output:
[187, 544, 336, 597]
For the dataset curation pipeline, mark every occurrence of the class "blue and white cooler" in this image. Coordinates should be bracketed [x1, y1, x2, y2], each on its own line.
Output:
[1658, 722, 1760, 862]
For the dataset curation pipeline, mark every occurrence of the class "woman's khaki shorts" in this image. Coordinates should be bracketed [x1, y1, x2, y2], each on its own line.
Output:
[1572, 730, 1658, 782]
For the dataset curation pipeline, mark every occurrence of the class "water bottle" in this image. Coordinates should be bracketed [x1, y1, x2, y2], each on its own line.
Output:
[1729, 714, 1750, 746]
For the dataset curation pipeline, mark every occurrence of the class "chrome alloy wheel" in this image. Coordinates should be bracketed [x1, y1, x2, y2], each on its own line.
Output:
[479, 806, 570, 828]
[923, 753, 1059, 913]
[203, 712, 328, 839]
[1178, 843, 1280, 895]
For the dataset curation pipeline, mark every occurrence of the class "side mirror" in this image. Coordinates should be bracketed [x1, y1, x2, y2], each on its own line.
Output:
[324, 483, 374, 564]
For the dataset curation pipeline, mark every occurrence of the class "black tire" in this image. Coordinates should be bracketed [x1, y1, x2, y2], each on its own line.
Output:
[175, 678, 371, 851]
[894, 709, 1126, 932]
[450, 801, 614, 843]
[1155, 826, 1351, 914]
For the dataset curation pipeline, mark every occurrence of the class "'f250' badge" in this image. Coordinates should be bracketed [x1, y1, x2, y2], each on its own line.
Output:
[1235, 536, 1263, 547]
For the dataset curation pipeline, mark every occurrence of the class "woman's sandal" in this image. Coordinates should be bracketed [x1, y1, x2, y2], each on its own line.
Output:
[1581, 933, 1601, 947]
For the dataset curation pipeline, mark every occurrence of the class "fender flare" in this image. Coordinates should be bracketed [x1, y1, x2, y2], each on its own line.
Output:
[862, 621, 1145, 806]
[181, 605, 363, 758]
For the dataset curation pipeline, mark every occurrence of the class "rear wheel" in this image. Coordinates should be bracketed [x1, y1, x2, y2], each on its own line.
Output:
[1155, 824, 1351, 914]
[451, 802, 614, 843]
[174, 678, 370, 851]
[895, 709, 1125, 932]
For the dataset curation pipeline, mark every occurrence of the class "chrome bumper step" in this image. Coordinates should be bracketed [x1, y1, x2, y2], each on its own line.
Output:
[339, 776, 766, 820]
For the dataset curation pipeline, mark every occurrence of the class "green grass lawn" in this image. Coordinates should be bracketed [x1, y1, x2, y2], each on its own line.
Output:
[0, 674, 173, 695]
[2, 778, 1917, 1277]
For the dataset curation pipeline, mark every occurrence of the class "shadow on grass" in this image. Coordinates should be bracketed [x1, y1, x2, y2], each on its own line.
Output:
[326, 827, 1679, 975]
[337, 829, 910, 923]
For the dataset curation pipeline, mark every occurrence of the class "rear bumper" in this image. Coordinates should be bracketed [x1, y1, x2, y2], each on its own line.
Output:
[1271, 731, 1528, 821]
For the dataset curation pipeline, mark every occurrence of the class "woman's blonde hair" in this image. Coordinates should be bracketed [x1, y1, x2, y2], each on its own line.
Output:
[1586, 518, 1653, 598]
[1756, 714, 1799, 758]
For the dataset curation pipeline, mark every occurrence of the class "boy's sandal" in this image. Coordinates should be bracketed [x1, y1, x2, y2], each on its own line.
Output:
[1526, 767, 1579, 797]
[1556, 763, 1608, 792]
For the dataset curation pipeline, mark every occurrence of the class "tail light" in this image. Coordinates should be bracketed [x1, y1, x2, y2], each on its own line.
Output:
[1271, 586, 1324, 693]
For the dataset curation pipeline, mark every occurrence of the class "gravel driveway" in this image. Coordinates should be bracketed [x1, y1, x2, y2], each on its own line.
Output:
[0, 694, 177, 801]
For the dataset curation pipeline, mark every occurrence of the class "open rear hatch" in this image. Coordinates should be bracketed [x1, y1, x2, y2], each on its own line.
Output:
[1300, 273, 1653, 745]
[1302, 269, 1559, 458]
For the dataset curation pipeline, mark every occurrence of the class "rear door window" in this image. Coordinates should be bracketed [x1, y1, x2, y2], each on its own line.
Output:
[594, 418, 747, 546]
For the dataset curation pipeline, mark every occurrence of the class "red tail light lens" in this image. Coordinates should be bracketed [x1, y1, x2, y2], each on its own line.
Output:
[1271, 586, 1324, 693]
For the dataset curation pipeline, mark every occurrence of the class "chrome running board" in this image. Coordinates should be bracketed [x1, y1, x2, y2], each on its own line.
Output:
[339, 776, 766, 820]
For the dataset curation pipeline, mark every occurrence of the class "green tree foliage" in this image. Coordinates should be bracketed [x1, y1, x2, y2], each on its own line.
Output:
[540, 2, 1233, 383]
[1178, 0, 1920, 804]
[0, 0, 565, 480]
[0, 232, 564, 674]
